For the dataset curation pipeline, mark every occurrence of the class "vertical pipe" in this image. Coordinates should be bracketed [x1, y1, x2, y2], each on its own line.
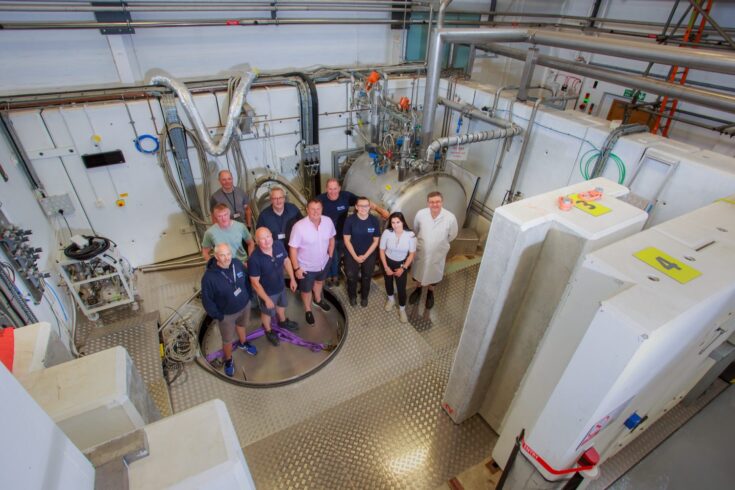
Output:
[517, 48, 539, 102]
[466, 43, 476, 76]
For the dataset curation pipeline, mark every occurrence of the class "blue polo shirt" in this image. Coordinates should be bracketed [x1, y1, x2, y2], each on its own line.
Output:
[318, 190, 357, 237]
[256, 203, 302, 246]
[247, 240, 288, 295]
[343, 214, 381, 255]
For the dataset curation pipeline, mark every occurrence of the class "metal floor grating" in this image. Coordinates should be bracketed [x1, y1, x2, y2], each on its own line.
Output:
[77, 310, 173, 417]
[167, 264, 481, 449]
[242, 347, 496, 489]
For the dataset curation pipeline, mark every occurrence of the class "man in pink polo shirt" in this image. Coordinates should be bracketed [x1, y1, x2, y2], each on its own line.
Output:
[288, 198, 336, 325]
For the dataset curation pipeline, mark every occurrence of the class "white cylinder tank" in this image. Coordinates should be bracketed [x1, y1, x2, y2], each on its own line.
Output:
[342, 153, 467, 227]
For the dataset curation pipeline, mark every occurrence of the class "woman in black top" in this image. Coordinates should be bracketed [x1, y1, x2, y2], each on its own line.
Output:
[343, 196, 381, 307]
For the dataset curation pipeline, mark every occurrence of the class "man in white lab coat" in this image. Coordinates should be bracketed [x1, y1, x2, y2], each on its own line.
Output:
[409, 191, 458, 309]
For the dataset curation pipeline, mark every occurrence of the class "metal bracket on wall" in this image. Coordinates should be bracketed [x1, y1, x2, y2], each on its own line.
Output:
[93, 1, 135, 35]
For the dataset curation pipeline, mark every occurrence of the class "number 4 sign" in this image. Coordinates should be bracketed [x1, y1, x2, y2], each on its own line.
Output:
[634, 247, 702, 284]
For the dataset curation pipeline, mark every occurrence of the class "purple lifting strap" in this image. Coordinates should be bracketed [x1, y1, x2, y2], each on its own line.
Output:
[205, 320, 331, 362]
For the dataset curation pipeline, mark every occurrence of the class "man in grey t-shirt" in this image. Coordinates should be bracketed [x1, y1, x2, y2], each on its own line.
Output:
[210, 169, 252, 228]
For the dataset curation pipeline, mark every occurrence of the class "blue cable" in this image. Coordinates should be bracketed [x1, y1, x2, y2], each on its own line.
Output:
[44, 280, 68, 323]
[134, 134, 160, 154]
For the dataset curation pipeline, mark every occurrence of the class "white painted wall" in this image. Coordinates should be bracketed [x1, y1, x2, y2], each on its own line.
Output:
[0, 9, 398, 92]
[0, 130, 76, 348]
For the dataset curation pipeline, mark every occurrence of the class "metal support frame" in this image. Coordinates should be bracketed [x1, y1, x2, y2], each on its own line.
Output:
[516, 47, 539, 102]
[92, 1, 134, 35]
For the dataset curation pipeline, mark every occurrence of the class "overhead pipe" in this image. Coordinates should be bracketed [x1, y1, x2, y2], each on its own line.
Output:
[437, 0, 453, 29]
[421, 27, 735, 155]
[438, 96, 516, 129]
[485, 43, 735, 114]
[425, 126, 522, 163]
[149, 69, 257, 156]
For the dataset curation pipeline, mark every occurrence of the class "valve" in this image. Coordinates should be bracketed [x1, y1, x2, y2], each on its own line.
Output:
[398, 96, 410, 111]
[365, 70, 380, 91]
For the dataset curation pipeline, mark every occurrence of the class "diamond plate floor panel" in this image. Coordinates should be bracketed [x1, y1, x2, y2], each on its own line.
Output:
[167, 264, 481, 449]
[82, 311, 173, 417]
[242, 348, 496, 489]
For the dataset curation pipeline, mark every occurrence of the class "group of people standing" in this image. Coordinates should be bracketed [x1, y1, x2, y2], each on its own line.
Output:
[200, 170, 458, 377]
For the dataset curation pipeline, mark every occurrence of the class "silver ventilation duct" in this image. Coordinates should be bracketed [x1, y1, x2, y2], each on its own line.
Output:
[149, 70, 258, 156]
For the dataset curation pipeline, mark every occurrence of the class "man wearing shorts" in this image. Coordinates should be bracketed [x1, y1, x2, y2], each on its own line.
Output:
[249, 227, 300, 339]
[201, 243, 258, 377]
[288, 199, 336, 325]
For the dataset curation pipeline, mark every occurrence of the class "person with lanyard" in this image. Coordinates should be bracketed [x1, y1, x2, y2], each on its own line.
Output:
[201, 243, 258, 378]
[249, 227, 300, 341]
[343, 196, 381, 307]
[209, 169, 252, 228]
[288, 199, 336, 326]
[379, 212, 416, 323]
[318, 178, 389, 287]
[201, 203, 255, 264]
[256, 186, 302, 247]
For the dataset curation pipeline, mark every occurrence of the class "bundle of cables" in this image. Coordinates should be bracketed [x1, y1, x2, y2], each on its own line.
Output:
[159, 306, 199, 385]
[579, 148, 627, 184]
[63, 236, 111, 261]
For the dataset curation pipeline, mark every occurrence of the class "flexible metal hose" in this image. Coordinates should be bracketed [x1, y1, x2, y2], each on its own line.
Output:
[425, 127, 522, 162]
[150, 70, 257, 156]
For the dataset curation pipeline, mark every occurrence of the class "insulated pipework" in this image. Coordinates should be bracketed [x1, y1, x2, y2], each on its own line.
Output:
[149, 69, 258, 156]
[425, 127, 523, 163]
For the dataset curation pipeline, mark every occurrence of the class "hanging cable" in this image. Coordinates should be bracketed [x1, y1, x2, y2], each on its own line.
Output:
[158, 125, 213, 225]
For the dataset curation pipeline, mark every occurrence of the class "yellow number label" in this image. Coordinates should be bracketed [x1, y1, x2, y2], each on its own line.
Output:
[568, 194, 612, 217]
[634, 247, 701, 284]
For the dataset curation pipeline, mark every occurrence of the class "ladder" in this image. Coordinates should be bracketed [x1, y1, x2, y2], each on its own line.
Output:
[651, 0, 713, 137]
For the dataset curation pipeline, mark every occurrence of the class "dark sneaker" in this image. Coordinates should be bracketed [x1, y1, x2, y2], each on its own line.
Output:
[425, 290, 435, 309]
[409, 287, 422, 305]
[349, 296, 357, 307]
[314, 298, 332, 311]
[360, 297, 368, 307]
[265, 330, 280, 346]
[282, 319, 299, 331]
[224, 358, 235, 377]
[236, 341, 258, 356]
[305, 311, 315, 325]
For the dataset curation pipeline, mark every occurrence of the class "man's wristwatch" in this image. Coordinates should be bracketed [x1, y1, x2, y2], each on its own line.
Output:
[401, 264, 407, 270]
[294, 266, 301, 272]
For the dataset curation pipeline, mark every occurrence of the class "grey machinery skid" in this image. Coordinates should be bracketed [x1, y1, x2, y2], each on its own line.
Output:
[197, 287, 347, 386]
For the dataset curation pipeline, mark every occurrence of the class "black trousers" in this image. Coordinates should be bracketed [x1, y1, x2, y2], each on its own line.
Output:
[383, 256, 409, 306]
[344, 251, 377, 300]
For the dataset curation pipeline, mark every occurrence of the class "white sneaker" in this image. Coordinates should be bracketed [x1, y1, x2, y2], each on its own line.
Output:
[384, 298, 395, 311]
[399, 308, 408, 323]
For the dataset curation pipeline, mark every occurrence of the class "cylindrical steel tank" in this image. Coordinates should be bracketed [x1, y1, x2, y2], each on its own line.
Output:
[342, 152, 467, 227]
[249, 175, 308, 220]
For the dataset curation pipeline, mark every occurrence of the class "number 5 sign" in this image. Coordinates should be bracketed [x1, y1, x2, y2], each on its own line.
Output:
[634, 247, 702, 284]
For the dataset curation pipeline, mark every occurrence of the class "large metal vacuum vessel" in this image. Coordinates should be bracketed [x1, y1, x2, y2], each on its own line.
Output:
[342, 153, 468, 227]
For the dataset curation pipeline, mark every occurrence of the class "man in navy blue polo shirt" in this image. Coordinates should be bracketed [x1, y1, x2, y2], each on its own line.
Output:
[318, 178, 388, 287]
[256, 186, 302, 248]
[249, 227, 300, 339]
[201, 243, 258, 377]
[343, 196, 381, 307]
